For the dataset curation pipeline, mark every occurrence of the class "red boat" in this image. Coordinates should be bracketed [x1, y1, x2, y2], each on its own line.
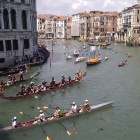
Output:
[118, 60, 127, 67]
[0, 72, 86, 100]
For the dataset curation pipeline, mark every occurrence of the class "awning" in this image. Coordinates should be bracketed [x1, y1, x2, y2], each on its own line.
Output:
[120, 27, 128, 30]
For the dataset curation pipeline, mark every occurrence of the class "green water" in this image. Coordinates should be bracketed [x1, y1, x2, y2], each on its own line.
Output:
[0, 40, 140, 140]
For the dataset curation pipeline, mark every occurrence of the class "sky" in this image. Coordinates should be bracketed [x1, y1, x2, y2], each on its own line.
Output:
[36, 0, 137, 15]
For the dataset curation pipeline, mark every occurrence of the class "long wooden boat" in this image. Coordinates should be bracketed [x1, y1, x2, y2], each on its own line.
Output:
[0, 101, 114, 134]
[0, 72, 86, 100]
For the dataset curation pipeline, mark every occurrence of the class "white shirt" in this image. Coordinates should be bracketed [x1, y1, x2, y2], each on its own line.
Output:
[12, 120, 17, 128]
[39, 113, 45, 121]
[71, 105, 77, 113]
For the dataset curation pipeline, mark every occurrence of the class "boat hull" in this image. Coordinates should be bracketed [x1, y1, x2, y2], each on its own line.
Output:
[0, 72, 86, 100]
[86, 60, 101, 66]
[0, 101, 114, 134]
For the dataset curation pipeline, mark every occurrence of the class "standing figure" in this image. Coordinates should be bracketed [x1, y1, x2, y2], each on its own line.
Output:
[19, 69, 24, 81]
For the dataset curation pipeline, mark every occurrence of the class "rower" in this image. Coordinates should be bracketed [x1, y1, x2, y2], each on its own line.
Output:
[42, 80, 47, 87]
[47, 106, 63, 121]
[54, 106, 63, 118]
[65, 102, 78, 116]
[35, 110, 45, 122]
[30, 82, 35, 94]
[68, 76, 71, 83]
[12, 76, 17, 84]
[12, 116, 17, 128]
[19, 84, 26, 94]
[61, 75, 66, 85]
[121, 60, 124, 64]
[79, 100, 90, 113]
[50, 77, 56, 88]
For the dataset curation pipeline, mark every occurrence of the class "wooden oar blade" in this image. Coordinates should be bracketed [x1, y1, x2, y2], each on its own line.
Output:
[67, 130, 72, 135]
[20, 112, 24, 115]
[44, 106, 49, 109]
[37, 107, 41, 110]
[74, 126, 76, 131]
[46, 136, 51, 140]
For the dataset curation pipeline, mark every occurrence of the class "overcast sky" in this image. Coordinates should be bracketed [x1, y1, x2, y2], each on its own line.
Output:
[36, 0, 137, 15]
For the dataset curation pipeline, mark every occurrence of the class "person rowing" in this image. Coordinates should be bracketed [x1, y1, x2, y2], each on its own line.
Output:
[50, 77, 56, 88]
[61, 75, 66, 85]
[79, 100, 91, 113]
[12, 76, 17, 84]
[65, 102, 78, 116]
[68, 76, 71, 83]
[12, 116, 17, 128]
[48, 106, 63, 120]
[19, 84, 26, 95]
[33, 110, 46, 124]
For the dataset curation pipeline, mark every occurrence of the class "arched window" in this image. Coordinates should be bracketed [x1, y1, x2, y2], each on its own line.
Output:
[3, 9, 9, 29]
[22, 10, 27, 29]
[11, 9, 16, 29]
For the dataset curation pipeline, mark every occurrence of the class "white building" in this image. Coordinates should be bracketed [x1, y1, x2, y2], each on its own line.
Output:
[0, 0, 37, 68]
[55, 18, 66, 39]
[117, 1, 140, 41]
[71, 13, 81, 39]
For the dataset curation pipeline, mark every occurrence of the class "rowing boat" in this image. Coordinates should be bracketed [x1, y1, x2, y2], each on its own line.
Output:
[0, 72, 86, 100]
[2, 70, 41, 90]
[118, 60, 127, 67]
[0, 101, 114, 134]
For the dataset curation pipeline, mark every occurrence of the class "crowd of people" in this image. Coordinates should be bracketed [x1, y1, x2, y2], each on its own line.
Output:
[12, 100, 91, 128]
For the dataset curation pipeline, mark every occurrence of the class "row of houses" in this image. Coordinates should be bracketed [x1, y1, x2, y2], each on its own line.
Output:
[37, 1, 140, 43]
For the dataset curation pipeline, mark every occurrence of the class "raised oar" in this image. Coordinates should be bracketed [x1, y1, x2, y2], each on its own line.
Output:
[20, 111, 51, 140]
[58, 121, 72, 136]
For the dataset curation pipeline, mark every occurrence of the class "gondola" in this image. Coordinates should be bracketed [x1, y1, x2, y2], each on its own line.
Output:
[0, 101, 114, 134]
[1, 70, 41, 90]
[0, 72, 86, 100]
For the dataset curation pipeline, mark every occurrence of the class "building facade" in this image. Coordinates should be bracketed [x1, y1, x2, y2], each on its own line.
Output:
[0, 0, 37, 68]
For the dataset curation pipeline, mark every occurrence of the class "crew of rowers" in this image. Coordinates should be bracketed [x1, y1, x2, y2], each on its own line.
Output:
[11, 100, 91, 127]
[18, 75, 73, 95]
[33, 100, 91, 124]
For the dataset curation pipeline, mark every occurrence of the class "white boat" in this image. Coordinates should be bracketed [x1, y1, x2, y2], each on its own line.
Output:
[75, 56, 85, 63]
[66, 54, 72, 60]
[0, 101, 114, 134]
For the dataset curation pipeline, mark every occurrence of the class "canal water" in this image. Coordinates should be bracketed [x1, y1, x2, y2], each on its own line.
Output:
[0, 39, 140, 140]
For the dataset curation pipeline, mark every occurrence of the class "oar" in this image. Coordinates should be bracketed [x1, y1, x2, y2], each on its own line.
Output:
[72, 114, 76, 131]
[38, 122, 51, 140]
[40, 107, 72, 135]
[58, 121, 72, 136]
[20, 112, 34, 119]
[43, 106, 69, 111]
[20, 111, 51, 140]
[37, 107, 53, 116]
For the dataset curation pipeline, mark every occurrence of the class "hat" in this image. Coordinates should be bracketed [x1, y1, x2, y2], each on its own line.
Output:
[8, 75, 11, 76]
[72, 102, 76, 105]
[30, 82, 34, 84]
[85, 100, 88, 102]
[39, 110, 43, 113]
[56, 106, 59, 109]
[14, 117, 17, 120]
